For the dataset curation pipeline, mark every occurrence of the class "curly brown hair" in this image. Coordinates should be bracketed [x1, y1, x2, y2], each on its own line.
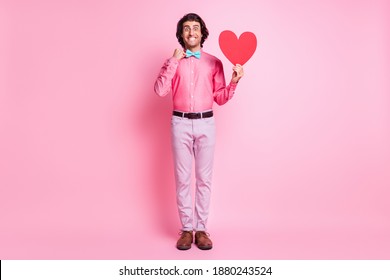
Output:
[176, 13, 209, 48]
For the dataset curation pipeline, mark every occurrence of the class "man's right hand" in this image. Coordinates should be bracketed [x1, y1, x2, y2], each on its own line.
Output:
[172, 48, 186, 60]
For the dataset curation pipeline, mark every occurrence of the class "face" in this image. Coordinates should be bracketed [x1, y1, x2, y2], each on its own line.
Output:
[181, 21, 202, 50]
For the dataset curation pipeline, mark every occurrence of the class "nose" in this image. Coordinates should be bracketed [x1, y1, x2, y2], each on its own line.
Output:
[189, 28, 194, 36]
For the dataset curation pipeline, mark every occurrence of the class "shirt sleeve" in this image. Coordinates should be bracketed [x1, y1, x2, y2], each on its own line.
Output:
[154, 57, 179, 97]
[212, 59, 238, 105]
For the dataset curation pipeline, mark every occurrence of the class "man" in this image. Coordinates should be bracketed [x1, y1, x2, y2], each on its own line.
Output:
[154, 13, 244, 250]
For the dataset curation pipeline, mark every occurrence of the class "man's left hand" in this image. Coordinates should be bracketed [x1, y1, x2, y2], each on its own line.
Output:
[231, 64, 244, 84]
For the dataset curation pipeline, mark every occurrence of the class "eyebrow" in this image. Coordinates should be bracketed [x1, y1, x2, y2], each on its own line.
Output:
[183, 24, 200, 28]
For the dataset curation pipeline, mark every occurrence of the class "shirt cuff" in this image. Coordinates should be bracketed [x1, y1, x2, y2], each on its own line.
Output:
[229, 81, 238, 91]
[168, 57, 180, 64]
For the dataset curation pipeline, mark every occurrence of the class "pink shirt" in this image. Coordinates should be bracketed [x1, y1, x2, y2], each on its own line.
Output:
[154, 50, 237, 112]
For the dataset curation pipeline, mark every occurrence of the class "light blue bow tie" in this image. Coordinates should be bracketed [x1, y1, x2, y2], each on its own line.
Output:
[186, 49, 201, 59]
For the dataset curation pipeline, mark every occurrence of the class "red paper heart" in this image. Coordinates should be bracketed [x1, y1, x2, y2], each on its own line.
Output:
[219, 30, 257, 65]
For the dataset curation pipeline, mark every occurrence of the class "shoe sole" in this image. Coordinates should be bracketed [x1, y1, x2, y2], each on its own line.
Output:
[196, 244, 212, 250]
[177, 245, 191, 250]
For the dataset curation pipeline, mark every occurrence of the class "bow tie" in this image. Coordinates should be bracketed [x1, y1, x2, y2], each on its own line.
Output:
[186, 49, 201, 59]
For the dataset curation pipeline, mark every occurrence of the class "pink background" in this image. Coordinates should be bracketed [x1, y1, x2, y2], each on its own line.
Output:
[1, 0, 389, 259]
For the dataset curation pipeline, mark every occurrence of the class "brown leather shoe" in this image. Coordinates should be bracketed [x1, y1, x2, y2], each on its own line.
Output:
[176, 231, 193, 250]
[195, 231, 213, 250]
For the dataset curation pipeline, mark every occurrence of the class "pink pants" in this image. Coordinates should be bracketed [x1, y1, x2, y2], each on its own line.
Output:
[171, 114, 216, 231]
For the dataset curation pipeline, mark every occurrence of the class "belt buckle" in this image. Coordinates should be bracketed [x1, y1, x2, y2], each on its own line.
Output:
[187, 113, 200, 119]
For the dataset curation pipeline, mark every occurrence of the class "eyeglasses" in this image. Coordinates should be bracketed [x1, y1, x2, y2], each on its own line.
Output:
[183, 25, 200, 33]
